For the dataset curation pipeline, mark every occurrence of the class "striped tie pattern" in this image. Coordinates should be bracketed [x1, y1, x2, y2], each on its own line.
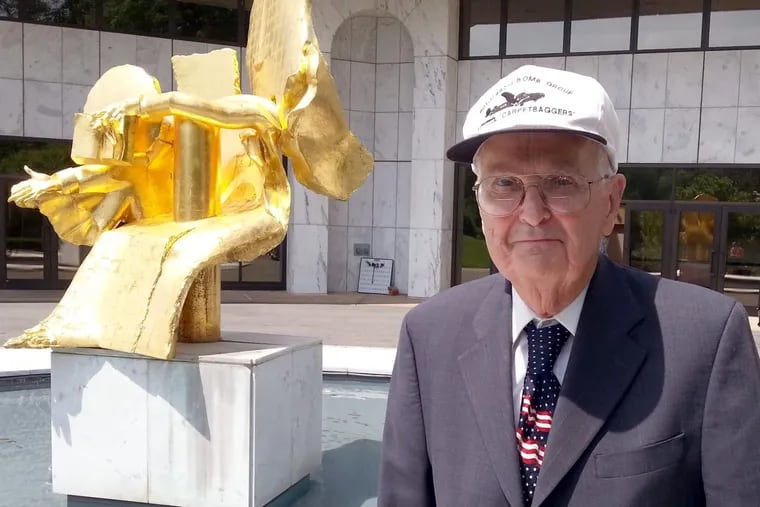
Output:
[516, 321, 570, 506]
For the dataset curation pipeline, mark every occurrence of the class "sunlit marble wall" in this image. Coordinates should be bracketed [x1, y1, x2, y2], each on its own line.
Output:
[457, 51, 760, 167]
[307, 0, 459, 297]
[0, 20, 247, 141]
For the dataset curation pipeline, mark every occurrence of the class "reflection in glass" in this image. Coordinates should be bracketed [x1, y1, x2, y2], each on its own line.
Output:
[23, 0, 99, 28]
[628, 210, 665, 275]
[571, 0, 632, 52]
[638, 0, 702, 49]
[620, 166, 674, 201]
[675, 167, 760, 202]
[5, 190, 45, 281]
[460, 169, 491, 283]
[461, 0, 501, 57]
[176, 0, 239, 44]
[710, 0, 760, 47]
[677, 208, 716, 288]
[0, 1, 21, 19]
[723, 211, 760, 308]
[102, 0, 170, 36]
[57, 240, 82, 281]
[242, 245, 283, 282]
[505, 0, 564, 55]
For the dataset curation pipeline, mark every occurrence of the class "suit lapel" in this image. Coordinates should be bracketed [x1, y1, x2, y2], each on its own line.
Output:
[532, 258, 647, 506]
[458, 277, 525, 507]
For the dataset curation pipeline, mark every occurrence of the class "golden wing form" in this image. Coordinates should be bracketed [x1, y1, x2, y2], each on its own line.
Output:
[247, 0, 373, 200]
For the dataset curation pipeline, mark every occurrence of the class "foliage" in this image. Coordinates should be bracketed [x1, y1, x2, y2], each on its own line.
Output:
[0, 141, 72, 176]
[675, 172, 756, 202]
[462, 235, 491, 269]
[102, 0, 170, 35]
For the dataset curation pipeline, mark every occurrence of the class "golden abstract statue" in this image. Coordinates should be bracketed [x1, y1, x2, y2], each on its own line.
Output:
[4, 0, 373, 359]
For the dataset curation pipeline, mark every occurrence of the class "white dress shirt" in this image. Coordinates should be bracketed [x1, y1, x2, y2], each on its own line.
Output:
[511, 285, 588, 424]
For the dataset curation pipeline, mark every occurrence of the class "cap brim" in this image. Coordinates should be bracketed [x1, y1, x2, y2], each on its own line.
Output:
[445, 128, 608, 164]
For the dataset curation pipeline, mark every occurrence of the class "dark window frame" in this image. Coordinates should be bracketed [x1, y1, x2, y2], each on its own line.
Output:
[459, 0, 760, 59]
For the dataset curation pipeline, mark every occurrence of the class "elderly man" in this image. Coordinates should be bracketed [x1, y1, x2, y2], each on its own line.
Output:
[378, 65, 760, 506]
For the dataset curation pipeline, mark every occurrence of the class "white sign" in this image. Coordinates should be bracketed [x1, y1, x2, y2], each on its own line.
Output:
[357, 257, 394, 294]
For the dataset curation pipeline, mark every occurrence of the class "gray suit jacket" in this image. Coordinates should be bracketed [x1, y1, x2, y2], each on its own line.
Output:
[378, 256, 760, 506]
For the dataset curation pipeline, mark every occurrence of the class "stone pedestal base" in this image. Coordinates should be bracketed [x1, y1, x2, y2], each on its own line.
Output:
[50, 333, 322, 507]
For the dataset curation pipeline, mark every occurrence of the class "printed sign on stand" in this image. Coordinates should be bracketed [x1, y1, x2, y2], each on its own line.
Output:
[357, 257, 394, 294]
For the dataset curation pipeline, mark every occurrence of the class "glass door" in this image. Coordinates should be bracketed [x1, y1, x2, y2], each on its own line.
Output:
[0, 176, 66, 289]
[673, 202, 721, 289]
[624, 202, 673, 278]
[718, 205, 760, 310]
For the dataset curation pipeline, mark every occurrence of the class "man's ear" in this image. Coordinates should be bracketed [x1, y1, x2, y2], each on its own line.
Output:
[603, 173, 626, 232]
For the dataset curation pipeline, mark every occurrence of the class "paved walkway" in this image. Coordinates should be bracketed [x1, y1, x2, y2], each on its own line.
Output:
[1, 301, 758, 379]
[0, 302, 415, 379]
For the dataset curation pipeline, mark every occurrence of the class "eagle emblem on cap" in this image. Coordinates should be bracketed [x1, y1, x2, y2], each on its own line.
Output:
[485, 91, 545, 117]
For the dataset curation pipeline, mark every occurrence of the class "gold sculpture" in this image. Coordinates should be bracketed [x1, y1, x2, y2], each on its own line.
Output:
[4, 0, 373, 359]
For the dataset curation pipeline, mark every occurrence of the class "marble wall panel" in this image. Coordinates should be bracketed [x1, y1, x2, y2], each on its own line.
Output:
[598, 54, 633, 109]
[396, 162, 411, 228]
[350, 61, 376, 111]
[0, 78, 23, 135]
[394, 228, 409, 293]
[62, 28, 99, 85]
[662, 108, 700, 162]
[628, 109, 665, 163]
[702, 51, 740, 107]
[735, 107, 760, 163]
[666, 52, 703, 108]
[373, 162, 398, 227]
[698, 107, 738, 162]
[631, 53, 668, 108]
[25, 24, 62, 82]
[375, 112, 399, 160]
[0, 20, 22, 79]
[377, 16, 401, 64]
[739, 49, 760, 107]
[286, 224, 328, 293]
[350, 16, 377, 64]
[375, 63, 400, 112]
[62, 84, 91, 140]
[24, 81, 62, 139]
[327, 225, 348, 292]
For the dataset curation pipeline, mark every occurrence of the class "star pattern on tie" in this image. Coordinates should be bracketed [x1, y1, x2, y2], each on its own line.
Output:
[516, 321, 570, 506]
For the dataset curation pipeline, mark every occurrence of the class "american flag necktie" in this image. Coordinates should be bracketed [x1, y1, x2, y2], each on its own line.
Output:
[516, 321, 570, 506]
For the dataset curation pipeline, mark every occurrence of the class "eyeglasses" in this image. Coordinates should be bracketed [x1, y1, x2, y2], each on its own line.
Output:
[472, 173, 610, 216]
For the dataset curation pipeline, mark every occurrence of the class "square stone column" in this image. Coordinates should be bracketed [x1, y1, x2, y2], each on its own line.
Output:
[50, 334, 322, 507]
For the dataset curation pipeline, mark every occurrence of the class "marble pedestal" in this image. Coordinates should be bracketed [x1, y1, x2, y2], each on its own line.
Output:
[50, 333, 322, 507]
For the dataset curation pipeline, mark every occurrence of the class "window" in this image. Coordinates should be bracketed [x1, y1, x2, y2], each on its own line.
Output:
[638, 0, 702, 50]
[620, 166, 675, 201]
[675, 167, 760, 202]
[710, 0, 760, 47]
[505, 0, 564, 55]
[0, 138, 71, 176]
[176, 0, 239, 44]
[0, 0, 21, 19]
[22, 0, 99, 28]
[571, 0, 632, 52]
[102, 0, 170, 36]
[461, 0, 502, 57]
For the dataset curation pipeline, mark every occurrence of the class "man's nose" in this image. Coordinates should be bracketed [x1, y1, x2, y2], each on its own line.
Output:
[518, 185, 551, 226]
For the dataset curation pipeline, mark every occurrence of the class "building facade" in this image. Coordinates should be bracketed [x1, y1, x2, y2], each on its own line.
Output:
[1, 1, 759, 309]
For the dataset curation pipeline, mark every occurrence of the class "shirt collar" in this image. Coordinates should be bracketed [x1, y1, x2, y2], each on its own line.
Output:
[511, 284, 589, 343]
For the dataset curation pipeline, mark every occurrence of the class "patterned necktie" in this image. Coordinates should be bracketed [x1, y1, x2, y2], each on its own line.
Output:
[516, 321, 571, 506]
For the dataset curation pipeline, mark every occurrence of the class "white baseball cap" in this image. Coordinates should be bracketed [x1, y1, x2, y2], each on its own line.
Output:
[446, 65, 619, 171]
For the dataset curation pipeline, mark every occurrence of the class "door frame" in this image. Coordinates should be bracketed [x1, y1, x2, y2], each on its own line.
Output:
[623, 201, 676, 278]
[624, 200, 760, 311]
[716, 203, 760, 295]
